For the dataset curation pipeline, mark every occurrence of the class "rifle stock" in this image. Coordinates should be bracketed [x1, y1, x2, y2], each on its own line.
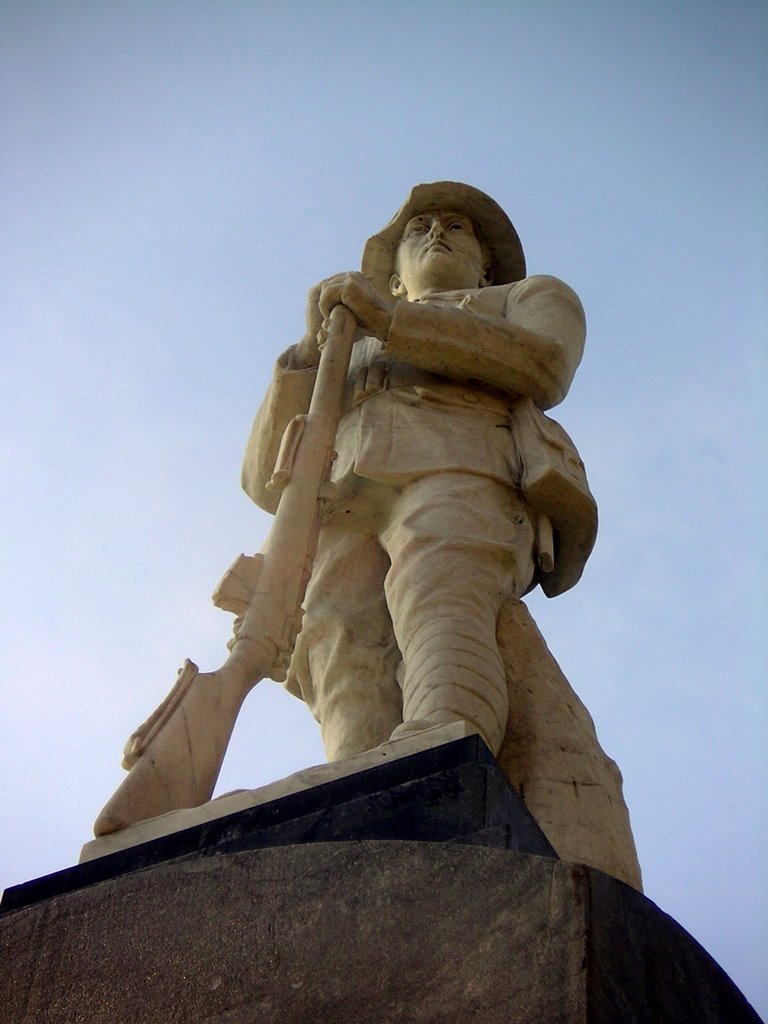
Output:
[94, 305, 358, 836]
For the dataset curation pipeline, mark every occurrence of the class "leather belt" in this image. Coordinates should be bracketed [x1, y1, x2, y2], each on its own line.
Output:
[346, 359, 514, 417]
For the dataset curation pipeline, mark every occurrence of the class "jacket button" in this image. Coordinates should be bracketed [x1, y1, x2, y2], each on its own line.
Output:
[462, 391, 480, 403]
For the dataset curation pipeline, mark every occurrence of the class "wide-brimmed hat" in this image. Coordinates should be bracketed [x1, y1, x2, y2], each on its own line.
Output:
[361, 181, 526, 297]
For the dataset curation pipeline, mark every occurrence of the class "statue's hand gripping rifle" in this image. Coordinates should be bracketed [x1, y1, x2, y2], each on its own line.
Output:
[94, 305, 358, 836]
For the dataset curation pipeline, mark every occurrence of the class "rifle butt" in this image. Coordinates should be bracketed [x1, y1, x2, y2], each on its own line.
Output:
[93, 664, 257, 836]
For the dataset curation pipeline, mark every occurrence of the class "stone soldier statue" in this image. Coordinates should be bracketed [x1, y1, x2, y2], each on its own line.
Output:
[242, 182, 642, 889]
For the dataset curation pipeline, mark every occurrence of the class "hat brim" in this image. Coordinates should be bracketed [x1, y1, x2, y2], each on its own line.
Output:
[361, 182, 526, 299]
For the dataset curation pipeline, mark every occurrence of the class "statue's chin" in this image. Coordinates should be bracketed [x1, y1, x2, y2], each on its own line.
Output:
[408, 260, 481, 297]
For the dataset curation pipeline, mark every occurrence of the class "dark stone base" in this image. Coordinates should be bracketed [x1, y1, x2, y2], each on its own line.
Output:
[0, 842, 761, 1023]
[1, 734, 555, 914]
[0, 738, 761, 1022]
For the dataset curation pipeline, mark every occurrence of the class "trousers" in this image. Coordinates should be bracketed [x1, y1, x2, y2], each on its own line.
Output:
[287, 471, 536, 760]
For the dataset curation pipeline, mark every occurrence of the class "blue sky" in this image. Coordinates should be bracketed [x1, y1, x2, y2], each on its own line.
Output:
[2, 1, 766, 1014]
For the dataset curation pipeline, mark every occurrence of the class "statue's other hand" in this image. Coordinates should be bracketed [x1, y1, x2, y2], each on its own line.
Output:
[317, 272, 394, 342]
[292, 285, 324, 369]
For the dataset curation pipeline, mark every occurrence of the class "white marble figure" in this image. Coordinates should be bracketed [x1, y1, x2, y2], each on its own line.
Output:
[242, 182, 642, 889]
[95, 182, 641, 890]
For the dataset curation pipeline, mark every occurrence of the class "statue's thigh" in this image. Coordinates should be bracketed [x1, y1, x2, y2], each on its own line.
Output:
[288, 522, 404, 759]
[303, 523, 391, 627]
[383, 472, 535, 610]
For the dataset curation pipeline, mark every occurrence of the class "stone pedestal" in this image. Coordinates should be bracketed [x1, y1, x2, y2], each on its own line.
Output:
[1, 737, 761, 1023]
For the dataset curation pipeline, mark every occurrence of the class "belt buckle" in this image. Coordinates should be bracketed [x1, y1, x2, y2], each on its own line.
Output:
[352, 360, 390, 405]
[365, 359, 388, 396]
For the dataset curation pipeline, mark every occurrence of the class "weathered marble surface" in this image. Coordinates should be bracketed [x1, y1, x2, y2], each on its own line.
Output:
[93, 182, 641, 893]
[496, 599, 640, 889]
[242, 181, 639, 888]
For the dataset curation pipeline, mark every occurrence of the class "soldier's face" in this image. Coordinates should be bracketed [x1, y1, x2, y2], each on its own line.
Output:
[392, 212, 486, 299]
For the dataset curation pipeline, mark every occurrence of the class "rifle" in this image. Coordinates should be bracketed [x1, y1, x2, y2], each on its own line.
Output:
[94, 305, 358, 836]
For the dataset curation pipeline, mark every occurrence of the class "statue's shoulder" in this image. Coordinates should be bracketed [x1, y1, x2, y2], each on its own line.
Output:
[456, 276, 583, 321]
[454, 282, 515, 316]
[503, 276, 586, 336]
[504, 274, 581, 304]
